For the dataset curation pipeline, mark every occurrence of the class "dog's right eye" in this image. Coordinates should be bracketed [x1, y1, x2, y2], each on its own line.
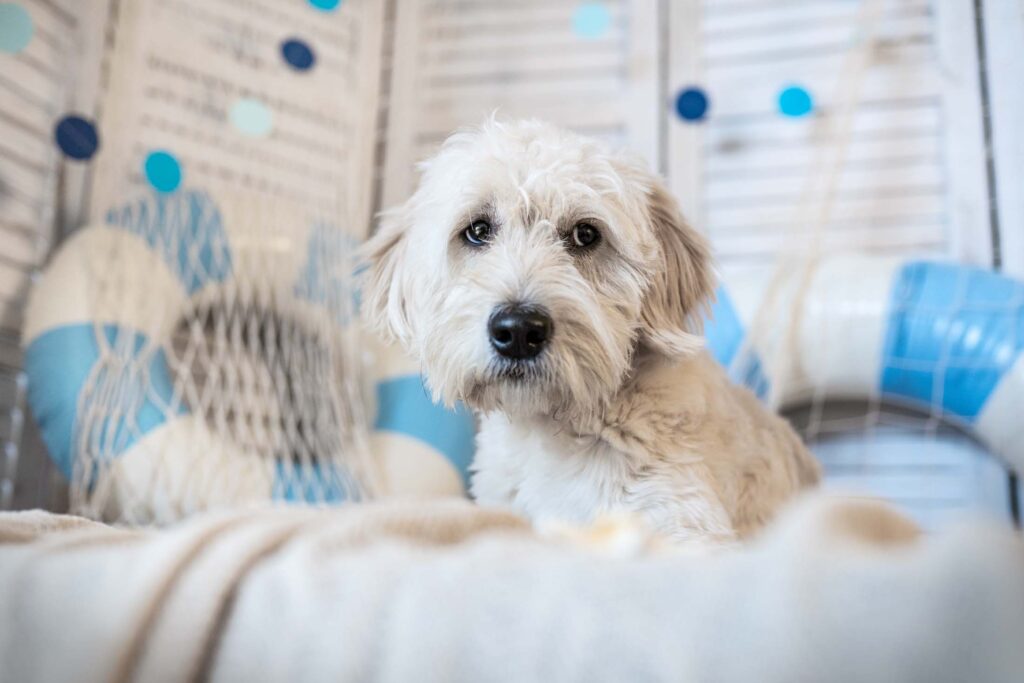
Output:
[463, 219, 493, 247]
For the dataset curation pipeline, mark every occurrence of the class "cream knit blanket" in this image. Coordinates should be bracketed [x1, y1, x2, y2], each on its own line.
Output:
[1, 495, 1022, 682]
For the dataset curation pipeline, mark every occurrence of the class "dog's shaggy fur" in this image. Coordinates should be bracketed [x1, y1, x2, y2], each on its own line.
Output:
[363, 119, 819, 542]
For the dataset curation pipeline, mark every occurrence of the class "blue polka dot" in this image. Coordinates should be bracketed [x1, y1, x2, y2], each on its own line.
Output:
[779, 85, 814, 117]
[572, 3, 611, 39]
[308, 0, 341, 10]
[144, 151, 182, 193]
[54, 115, 99, 160]
[230, 98, 273, 137]
[281, 38, 316, 71]
[675, 87, 709, 122]
[0, 3, 33, 54]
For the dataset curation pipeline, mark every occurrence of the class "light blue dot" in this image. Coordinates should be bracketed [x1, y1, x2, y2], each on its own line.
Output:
[308, 0, 341, 10]
[0, 4, 34, 54]
[144, 151, 182, 193]
[572, 3, 610, 39]
[230, 98, 273, 137]
[778, 85, 814, 117]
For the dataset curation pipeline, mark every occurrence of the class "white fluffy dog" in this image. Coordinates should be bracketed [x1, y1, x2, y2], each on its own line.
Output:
[363, 119, 819, 543]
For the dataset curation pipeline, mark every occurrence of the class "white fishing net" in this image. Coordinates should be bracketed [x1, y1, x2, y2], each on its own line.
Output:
[721, 257, 1023, 530]
[711, 0, 1022, 528]
[59, 190, 377, 524]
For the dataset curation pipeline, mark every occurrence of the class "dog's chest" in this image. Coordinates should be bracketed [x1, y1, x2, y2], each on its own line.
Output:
[472, 414, 638, 523]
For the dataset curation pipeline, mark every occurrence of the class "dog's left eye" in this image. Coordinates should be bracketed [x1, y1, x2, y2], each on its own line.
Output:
[569, 222, 600, 250]
[463, 219, 493, 247]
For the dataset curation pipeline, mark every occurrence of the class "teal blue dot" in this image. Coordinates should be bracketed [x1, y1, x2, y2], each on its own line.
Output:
[230, 98, 273, 137]
[0, 4, 34, 54]
[572, 3, 610, 39]
[308, 0, 341, 10]
[778, 85, 813, 117]
[144, 151, 182, 193]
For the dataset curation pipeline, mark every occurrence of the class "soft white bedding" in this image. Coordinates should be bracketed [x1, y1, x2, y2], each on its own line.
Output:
[0, 494, 1022, 683]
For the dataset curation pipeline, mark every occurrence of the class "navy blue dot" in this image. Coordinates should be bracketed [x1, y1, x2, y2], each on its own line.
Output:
[54, 114, 100, 160]
[675, 87, 709, 122]
[281, 38, 315, 71]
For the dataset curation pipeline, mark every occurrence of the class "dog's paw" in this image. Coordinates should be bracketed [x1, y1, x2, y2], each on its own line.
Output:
[536, 511, 676, 558]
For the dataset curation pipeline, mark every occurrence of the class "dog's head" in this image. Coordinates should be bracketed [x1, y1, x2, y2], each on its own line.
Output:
[362, 119, 714, 422]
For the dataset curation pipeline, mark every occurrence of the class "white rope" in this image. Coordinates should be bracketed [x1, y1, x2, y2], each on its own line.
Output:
[729, 0, 885, 415]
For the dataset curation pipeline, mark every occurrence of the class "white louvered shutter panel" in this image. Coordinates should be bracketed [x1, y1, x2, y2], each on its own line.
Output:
[381, 0, 660, 207]
[0, 0, 83, 508]
[88, 0, 384, 237]
[668, 0, 992, 271]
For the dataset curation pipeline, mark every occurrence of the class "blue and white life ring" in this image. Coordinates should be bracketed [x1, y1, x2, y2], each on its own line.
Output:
[27, 200, 1021, 519]
[705, 256, 1024, 474]
[23, 189, 475, 520]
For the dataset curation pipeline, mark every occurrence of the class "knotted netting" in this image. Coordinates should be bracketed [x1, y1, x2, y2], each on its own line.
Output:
[32, 188, 378, 524]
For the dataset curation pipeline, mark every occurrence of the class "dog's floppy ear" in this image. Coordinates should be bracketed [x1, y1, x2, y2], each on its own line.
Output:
[638, 179, 716, 359]
[359, 209, 414, 346]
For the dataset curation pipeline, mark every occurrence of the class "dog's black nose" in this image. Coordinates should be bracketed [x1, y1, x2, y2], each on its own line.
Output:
[488, 304, 552, 360]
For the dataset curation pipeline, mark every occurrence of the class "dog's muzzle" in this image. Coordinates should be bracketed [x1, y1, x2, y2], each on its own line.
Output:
[488, 303, 552, 361]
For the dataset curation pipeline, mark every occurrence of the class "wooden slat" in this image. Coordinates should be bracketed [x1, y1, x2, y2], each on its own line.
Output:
[708, 190, 945, 234]
[421, 2, 625, 33]
[704, 0, 929, 35]
[705, 161, 944, 205]
[706, 130, 940, 176]
[423, 47, 623, 81]
[704, 99, 942, 150]
[710, 220, 947, 259]
[982, 0, 1024, 276]
[705, 14, 931, 64]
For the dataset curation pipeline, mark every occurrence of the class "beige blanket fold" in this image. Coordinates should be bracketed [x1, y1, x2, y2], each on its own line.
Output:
[0, 495, 1022, 683]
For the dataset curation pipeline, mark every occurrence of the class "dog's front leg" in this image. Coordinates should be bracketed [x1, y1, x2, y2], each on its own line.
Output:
[627, 462, 737, 546]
